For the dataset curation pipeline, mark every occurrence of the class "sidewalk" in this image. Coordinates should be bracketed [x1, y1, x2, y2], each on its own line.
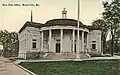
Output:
[0, 57, 31, 75]
[6, 63, 30, 75]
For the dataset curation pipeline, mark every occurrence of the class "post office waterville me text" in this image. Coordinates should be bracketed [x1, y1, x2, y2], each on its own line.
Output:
[2, 3, 39, 6]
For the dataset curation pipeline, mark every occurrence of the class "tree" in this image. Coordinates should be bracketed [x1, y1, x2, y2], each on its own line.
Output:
[116, 28, 120, 38]
[102, 0, 120, 56]
[92, 19, 109, 53]
[0, 30, 18, 57]
[115, 28, 120, 53]
[10, 32, 18, 43]
[0, 30, 10, 56]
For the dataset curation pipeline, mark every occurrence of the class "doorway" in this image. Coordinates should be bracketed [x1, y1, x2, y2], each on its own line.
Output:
[74, 44, 76, 53]
[56, 43, 60, 53]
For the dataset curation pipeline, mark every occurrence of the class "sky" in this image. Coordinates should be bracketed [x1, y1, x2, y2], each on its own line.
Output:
[0, 0, 111, 32]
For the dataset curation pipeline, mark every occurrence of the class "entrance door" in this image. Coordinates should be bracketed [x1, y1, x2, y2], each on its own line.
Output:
[56, 43, 60, 53]
[74, 44, 76, 53]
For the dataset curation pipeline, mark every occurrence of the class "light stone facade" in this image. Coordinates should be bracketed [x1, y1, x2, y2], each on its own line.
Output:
[19, 26, 40, 58]
[18, 9, 102, 59]
[18, 21, 102, 59]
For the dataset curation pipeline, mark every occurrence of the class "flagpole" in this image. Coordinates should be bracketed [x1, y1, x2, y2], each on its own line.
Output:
[77, 0, 80, 53]
[31, 10, 33, 22]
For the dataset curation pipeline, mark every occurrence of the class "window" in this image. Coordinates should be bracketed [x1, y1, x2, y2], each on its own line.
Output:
[56, 39, 60, 42]
[33, 39, 37, 41]
[92, 41, 96, 43]
[32, 42, 36, 48]
[32, 39, 37, 49]
[92, 44, 96, 49]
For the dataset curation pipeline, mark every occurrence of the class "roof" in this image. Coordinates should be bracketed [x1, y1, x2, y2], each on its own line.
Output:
[87, 25, 102, 30]
[44, 18, 86, 27]
[19, 18, 101, 33]
[18, 21, 43, 33]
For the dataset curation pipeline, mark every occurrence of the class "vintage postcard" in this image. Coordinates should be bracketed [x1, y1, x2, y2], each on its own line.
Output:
[0, 0, 120, 75]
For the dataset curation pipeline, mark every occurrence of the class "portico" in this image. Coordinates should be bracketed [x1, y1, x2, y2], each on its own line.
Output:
[40, 28, 89, 53]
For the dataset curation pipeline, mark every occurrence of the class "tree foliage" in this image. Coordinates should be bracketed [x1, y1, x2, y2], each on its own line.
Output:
[0, 30, 18, 57]
[102, 0, 120, 56]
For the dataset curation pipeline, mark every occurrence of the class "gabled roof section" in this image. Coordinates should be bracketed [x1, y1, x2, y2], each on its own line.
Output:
[87, 25, 102, 30]
[18, 21, 43, 33]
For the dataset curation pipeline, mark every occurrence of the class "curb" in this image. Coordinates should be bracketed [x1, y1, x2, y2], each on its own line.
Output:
[14, 56, 120, 63]
[17, 65, 36, 75]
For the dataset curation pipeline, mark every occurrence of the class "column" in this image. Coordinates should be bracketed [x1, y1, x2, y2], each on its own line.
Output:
[60, 29, 63, 52]
[86, 32, 89, 53]
[82, 31, 84, 52]
[41, 31, 43, 52]
[72, 30, 75, 53]
[49, 29, 52, 52]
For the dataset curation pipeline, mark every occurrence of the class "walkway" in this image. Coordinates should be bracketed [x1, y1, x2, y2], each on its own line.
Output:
[14, 55, 120, 64]
[0, 57, 30, 75]
[74, 55, 120, 61]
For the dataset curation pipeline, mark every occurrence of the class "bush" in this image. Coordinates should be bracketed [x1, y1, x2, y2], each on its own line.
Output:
[88, 52, 102, 57]
[26, 52, 45, 59]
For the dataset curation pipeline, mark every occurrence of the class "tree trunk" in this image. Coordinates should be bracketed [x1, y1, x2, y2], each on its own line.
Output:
[111, 35, 114, 56]
[103, 39, 107, 54]
[1, 43, 5, 57]
[1, 43, 7, 57]
[114, 40, 119, 53]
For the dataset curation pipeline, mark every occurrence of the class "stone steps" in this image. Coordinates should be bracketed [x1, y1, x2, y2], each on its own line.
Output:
[78, 53, 91, 59]
[43, 53, 90, 60]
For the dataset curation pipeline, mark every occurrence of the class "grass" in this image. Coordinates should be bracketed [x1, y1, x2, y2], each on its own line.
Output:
[19, 59, 120, 75]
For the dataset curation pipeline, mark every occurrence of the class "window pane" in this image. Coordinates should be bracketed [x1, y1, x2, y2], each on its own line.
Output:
[92, 44, 96, 49]
[32, 42, 36, 48]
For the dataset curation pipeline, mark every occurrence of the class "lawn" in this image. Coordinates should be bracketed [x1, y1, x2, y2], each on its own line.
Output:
[19, 60, 120, 75]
